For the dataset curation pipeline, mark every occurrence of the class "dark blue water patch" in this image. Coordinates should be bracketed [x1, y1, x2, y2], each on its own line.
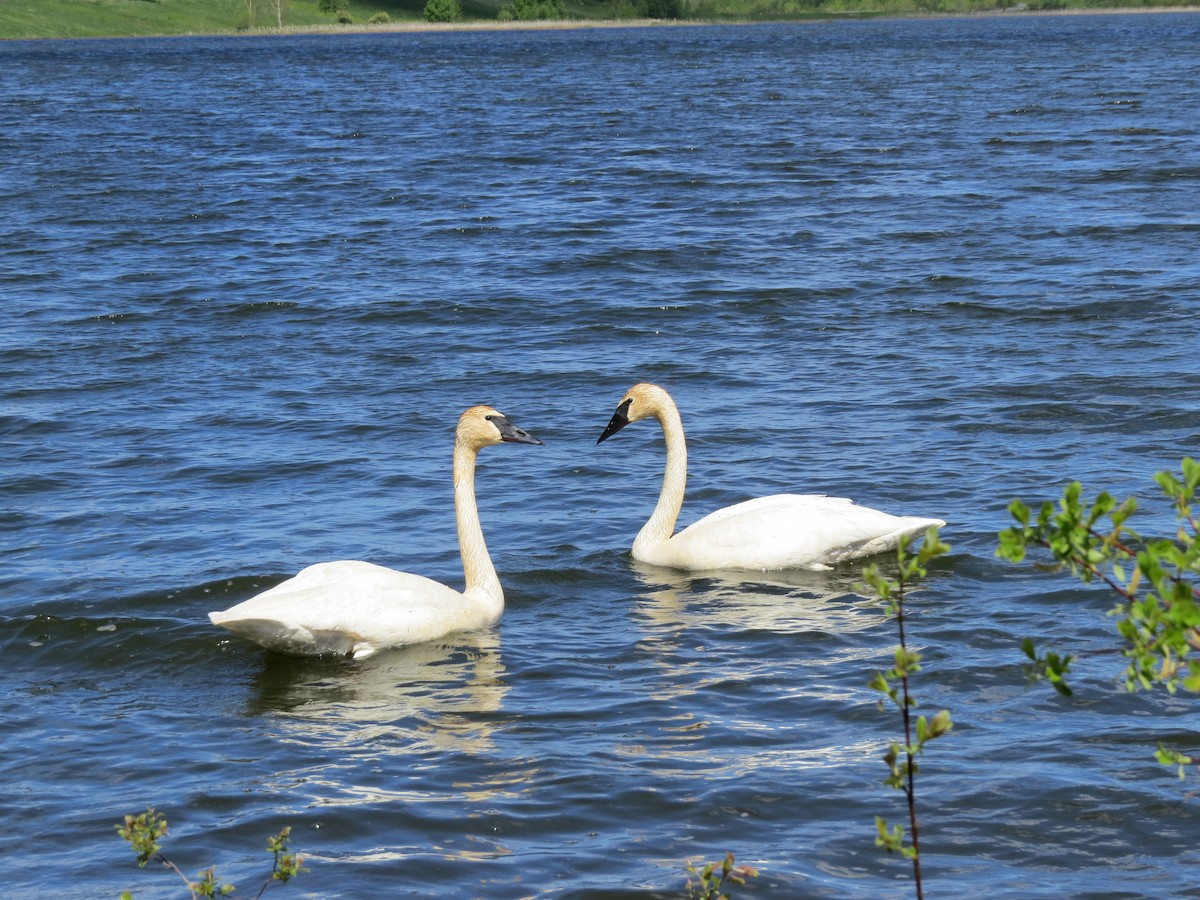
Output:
[0, 611, 238, 698]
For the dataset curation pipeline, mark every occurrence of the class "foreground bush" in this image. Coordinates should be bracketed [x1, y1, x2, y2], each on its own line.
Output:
[117, 808, 305, 898]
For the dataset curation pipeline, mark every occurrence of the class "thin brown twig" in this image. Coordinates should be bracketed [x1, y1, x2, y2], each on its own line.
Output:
[894, 567, 924, 900]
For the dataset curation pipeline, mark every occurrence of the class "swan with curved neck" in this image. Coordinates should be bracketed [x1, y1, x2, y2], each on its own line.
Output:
[209, 406, 543, 658]
[597, 383, 944, 572]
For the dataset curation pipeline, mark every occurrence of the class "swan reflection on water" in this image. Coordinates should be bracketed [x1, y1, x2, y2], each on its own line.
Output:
[245, 630, 509, 759]
[610, 562, 895, 777]
[628, 560, 886, 636]
[239, 631, 540, 847]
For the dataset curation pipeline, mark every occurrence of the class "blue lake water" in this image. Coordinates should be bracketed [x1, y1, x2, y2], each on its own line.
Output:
[2, 12, 1199, 898]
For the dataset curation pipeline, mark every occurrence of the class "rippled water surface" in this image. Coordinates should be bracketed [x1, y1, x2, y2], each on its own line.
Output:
[2, 13, 1199, 898]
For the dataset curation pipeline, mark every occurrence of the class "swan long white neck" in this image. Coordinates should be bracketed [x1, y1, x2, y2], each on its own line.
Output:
[633, 393, 688, 558]
[453, 439, 503, 612]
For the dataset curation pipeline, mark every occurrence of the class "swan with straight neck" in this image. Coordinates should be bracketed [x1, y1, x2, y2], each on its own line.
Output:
[209, 406, 543, 658]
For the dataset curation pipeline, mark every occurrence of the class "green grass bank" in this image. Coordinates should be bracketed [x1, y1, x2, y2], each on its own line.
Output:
[1, 0, 1197, 40]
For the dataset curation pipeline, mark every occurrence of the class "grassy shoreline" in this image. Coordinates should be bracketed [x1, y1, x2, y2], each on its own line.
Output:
[246, 7, 1200, 43]
[2, 1, 1198, 41]
[285, 5, 1200, 32]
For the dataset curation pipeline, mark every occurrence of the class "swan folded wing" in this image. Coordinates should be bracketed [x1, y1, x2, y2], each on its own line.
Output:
[208, 560, 490, 658]
[670, 495, 944, 571]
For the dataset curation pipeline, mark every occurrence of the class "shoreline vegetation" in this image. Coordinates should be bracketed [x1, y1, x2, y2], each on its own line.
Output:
[1, 0, 1198, 41]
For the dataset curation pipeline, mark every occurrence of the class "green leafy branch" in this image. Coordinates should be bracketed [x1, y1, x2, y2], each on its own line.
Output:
[686, 851, 759, 900]
[116, 808, 306, 899]
[1019, 636, 1075, 697]
[997, 457, 1200, 775]
[862, 527, 952, 899]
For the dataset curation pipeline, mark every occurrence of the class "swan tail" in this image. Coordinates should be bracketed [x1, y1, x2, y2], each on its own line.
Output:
[897, 516, 947, 535]
[209, 612, 367, 658]
[812, 517, 945, 568]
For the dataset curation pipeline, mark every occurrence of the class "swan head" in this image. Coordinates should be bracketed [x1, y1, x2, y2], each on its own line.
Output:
[596, 382, 673, 444]
[458, 405, 544, 449]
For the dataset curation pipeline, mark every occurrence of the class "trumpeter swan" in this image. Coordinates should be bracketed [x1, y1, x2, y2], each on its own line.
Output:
[209, 406, 543, 659]
[596, 383, 944, 572]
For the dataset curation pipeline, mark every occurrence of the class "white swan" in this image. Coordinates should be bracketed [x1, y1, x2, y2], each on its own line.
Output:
[209, 406, 543, 659]
[596, 383, 944, 572]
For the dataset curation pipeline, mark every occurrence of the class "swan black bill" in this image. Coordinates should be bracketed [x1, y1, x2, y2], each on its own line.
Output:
[490, 415, 544, 445]
[596, 399, 632, 444]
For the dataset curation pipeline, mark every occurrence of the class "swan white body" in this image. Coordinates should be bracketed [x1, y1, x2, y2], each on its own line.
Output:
[209, 406, 542, 659]
[597, 383, 945, 572]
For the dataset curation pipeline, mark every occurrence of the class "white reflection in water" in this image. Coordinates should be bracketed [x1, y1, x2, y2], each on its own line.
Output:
[246, 631, 509, 759]
[316, 838, 512, 866]
[629, 561, 885, 636]
[617, 564, 894, 777]
[242, 633, 544, 815]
